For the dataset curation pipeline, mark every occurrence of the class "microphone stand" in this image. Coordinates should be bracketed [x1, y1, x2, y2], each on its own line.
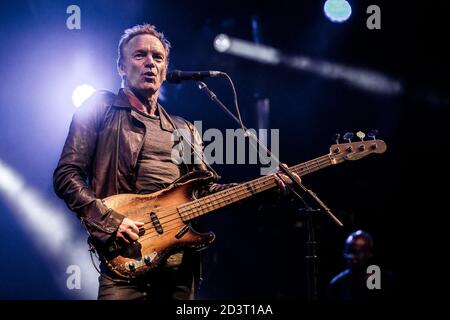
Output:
[197, 80, 343, 301]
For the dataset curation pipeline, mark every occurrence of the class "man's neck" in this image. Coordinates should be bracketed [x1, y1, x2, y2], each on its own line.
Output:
[124, 87, 158, 116]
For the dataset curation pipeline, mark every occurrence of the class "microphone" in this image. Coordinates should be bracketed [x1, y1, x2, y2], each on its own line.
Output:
[166, 70, 223, 83]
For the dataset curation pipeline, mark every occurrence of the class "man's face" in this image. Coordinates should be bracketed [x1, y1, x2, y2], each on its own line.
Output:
[119, 34, 168, 96]
[346, 238, 372, 270]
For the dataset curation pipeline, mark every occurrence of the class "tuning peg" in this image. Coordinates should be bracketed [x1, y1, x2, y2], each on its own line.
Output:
[343, 132, 354, 142]
[356, 131, 365, 141]
[367, 129, 379, 140]
[333, 133, 341, 144]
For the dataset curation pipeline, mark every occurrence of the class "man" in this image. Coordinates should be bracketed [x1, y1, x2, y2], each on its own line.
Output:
[328, 230, 396, 300]
[54, 23, 292, 300]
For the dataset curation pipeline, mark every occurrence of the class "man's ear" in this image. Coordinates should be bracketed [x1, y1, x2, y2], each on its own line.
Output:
[118, 61, 126, 78]
[162, 63, 168, 82]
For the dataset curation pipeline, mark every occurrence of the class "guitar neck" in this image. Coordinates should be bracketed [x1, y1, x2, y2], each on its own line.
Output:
[177, 154, 334, 221]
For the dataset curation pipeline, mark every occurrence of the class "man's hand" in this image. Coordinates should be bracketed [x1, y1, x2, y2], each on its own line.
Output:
[274, 171, 301, 196]
[116, 217, 144, 243]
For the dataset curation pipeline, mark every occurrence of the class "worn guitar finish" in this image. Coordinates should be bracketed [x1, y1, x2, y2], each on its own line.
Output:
[96, 139, 387, 279]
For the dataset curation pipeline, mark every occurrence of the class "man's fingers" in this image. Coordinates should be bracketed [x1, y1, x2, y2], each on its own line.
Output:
[278, 172, 301, 184]
[117, 217, 145, 243]
[275, 174, 286, 189]
[126, 229, 139, 241]
[275, 174, 289, 197]
[130, 223, 140, 235]
[292, 172, 301, 182]
[129, 219, 144, 234]
[275, 172, 302, 196]
[117, 228, 138, 243]
[277, 174, 291, 186]
[281, 174, 292, 184]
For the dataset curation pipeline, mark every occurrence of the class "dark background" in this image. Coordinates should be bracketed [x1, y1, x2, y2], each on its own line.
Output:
[0, 0, 448, 300]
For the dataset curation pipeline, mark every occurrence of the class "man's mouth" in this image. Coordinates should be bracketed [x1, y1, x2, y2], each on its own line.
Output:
[143, 72, 156, 82]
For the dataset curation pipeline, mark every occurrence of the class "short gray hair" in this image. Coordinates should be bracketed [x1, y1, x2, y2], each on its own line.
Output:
[117, 23, 171, 68]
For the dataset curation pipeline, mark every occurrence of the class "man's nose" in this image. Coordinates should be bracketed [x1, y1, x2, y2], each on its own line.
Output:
[144, 55, 155, 67]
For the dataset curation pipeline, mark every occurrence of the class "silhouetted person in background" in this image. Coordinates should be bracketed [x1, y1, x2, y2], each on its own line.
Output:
[328, 230, 396, 301]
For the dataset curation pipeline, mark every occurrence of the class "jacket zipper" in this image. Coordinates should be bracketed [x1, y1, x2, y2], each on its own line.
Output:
[115, 109, 121, 195]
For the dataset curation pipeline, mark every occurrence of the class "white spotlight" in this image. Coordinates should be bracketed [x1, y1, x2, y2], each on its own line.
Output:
[214, 34, 402, 96]
[214, 33, 280, 65]
[72, 84, 96, 107]
[214, 34, 231, 52]
[0, 159, 98, 299]
[324, 0, 352, 23]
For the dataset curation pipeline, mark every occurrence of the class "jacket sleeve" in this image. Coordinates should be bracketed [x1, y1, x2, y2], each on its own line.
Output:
[53, 93, 124, 244]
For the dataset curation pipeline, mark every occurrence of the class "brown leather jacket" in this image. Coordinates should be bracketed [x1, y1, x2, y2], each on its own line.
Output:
[53, 89, 228, 244]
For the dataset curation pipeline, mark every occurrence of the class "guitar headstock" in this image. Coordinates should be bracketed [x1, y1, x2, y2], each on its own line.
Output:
[329, 131, 387, 163]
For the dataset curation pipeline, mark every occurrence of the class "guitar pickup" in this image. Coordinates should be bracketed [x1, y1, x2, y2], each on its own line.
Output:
[150, 212, 164, 234]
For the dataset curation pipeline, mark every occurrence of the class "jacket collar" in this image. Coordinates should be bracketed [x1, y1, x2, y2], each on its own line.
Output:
[112, 88, 176, 132]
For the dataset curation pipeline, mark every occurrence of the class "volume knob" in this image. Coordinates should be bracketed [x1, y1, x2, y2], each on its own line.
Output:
[127, 262, 135, 271]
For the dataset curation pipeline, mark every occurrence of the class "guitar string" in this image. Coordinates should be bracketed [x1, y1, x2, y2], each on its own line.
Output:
[138, 154, 331, 223]
[138, 176, 277, 241]
[108, 145, 381, 262]
[137, 155, 334, 241]
[117, 143, 379, 244]
[141, 145, 380, 241]
[137, 155, 335, 241]
[138, 177, 278, 242]
[137, 155, 330, 227]
[137, 176, 275, 241]
[124, 146, 374, 242]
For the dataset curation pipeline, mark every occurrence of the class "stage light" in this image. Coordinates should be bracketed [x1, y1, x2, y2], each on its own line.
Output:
[0, 159, 98, 299]
[72, 84, 96, 107]
[214, 34, 231, 52]
[324, 0, 352, 23]
[214, 34, 280, 64]
[214, 35, 402, 95]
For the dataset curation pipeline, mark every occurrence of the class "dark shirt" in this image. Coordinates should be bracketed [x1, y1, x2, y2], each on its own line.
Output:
[133, 110, 181, 194]
[328, 268, 397, 301]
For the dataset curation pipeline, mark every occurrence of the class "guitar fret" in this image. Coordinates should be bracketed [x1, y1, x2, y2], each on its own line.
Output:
[315, 158, 321, 169]
[187, 178, 272, 220]
[209, 193, 219, 210]
[179, 154, 337, 221]
[205, 197, 217, 211]
[304, 161, 311, 174]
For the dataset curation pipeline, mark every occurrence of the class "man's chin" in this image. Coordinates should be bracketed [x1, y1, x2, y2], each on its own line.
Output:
[135, 85, 157, 96]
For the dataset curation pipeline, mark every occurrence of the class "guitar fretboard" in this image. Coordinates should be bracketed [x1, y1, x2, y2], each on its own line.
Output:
[177, 154, 335, 221]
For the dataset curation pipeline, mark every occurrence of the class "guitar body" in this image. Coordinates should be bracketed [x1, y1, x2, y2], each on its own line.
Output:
[96, 170, 216, 279]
